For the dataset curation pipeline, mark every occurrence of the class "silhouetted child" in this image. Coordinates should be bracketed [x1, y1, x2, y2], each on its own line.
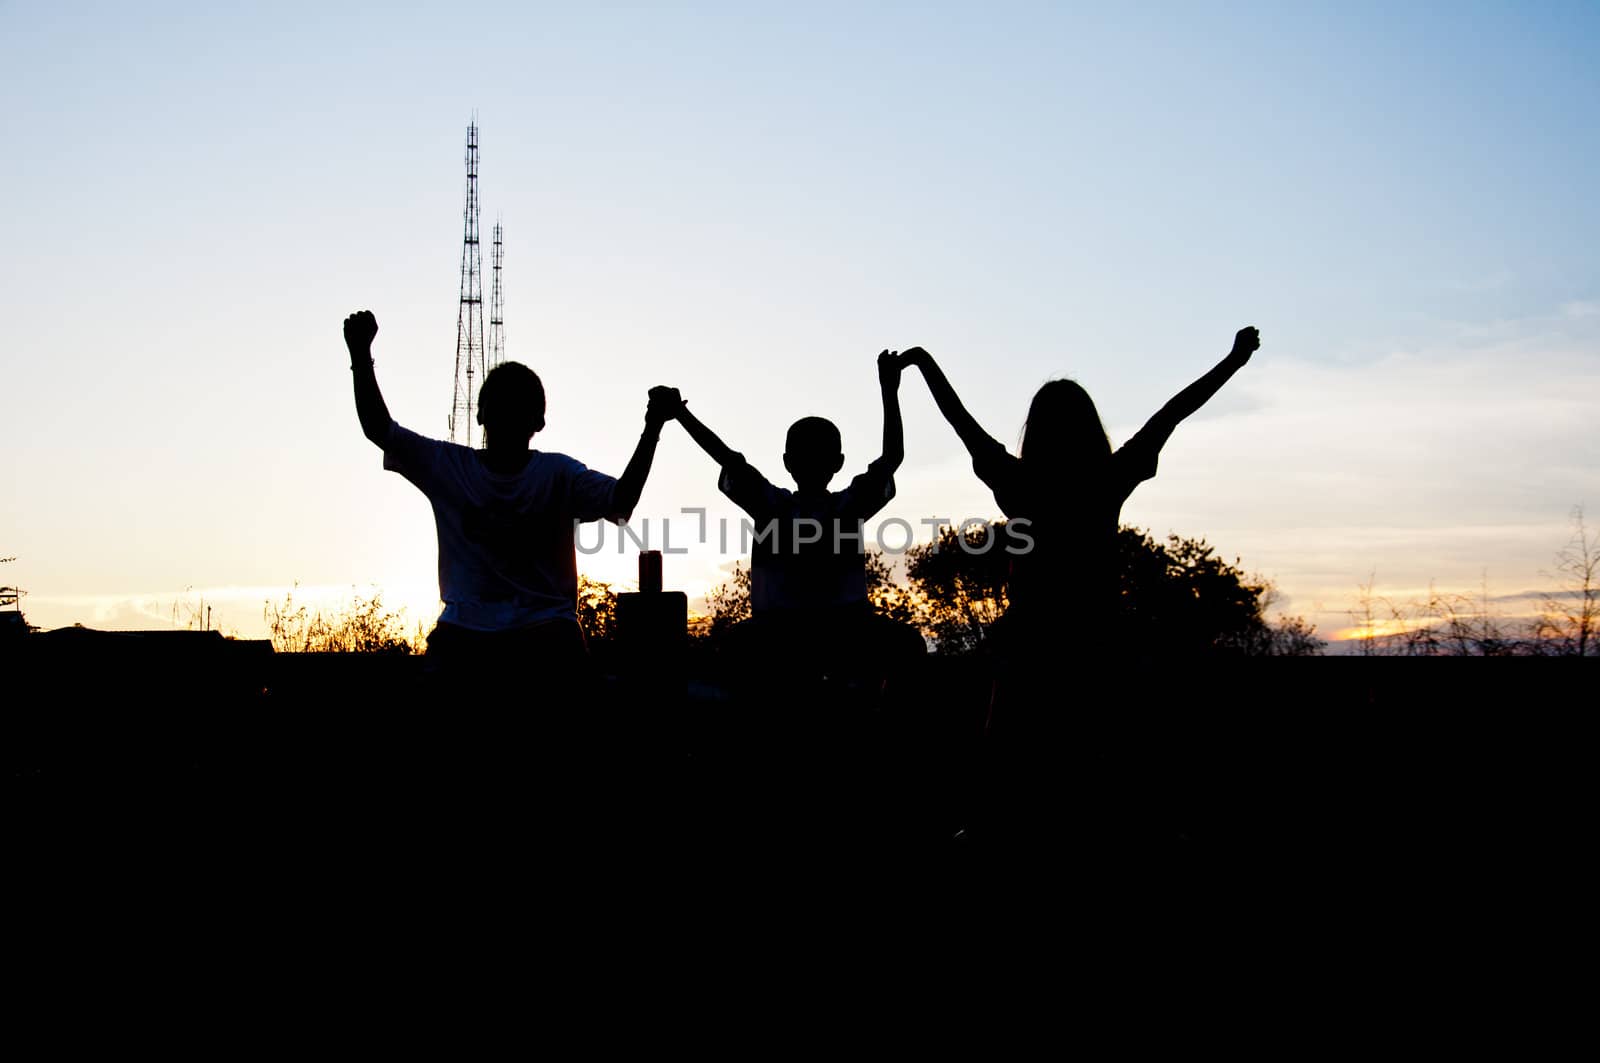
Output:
[664, 351, 925, 678]
[903, 328, 1262, 855]
[342, 309, 678, 688]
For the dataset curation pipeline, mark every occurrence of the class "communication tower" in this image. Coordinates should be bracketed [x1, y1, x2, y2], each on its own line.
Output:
[489, 216, 505, 368]
[448, 122, 486, 446]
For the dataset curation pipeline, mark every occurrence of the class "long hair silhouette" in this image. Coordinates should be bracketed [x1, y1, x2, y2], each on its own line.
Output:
[1019, 378, 1113, 470]
[901, 329, 1261, 855]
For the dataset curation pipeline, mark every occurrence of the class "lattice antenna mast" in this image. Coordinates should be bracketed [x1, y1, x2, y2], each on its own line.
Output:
[488, 216, 505, 368]
[449, 121, 486, 446]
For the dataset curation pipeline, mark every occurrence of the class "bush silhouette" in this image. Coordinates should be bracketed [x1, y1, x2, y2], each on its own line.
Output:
[264, 586, 420, 654]
[698, 520, 1321, 656]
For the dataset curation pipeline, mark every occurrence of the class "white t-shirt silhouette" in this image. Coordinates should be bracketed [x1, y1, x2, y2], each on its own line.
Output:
[384, 424, 622, 631]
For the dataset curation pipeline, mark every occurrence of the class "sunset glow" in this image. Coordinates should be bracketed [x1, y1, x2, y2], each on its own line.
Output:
[3, 3, 1596, 653]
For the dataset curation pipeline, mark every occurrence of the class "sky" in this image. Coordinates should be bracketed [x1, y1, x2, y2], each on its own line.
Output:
[3, 1, 1598, 649]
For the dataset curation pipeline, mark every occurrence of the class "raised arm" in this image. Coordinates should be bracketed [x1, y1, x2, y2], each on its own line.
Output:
[1134, 326, 1260, 453]
[344, 310, 394, 447]
[878, 350, 905, 470]
[672, 398, 740, 469]
[611, 386, 680, 521]
[901, 346, 1006, 461]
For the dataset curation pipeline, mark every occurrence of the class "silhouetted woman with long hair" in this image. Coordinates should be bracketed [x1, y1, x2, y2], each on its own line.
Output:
[901, 327, 1261, 853]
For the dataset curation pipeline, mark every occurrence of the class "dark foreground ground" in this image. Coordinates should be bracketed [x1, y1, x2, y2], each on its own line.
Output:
[6, 629, 1591, 938]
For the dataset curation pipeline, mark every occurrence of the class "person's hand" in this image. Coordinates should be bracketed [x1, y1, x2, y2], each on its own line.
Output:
[646, 385, 684, 426]
[878, 349, 902, 389]
[1230, 326, 1260, 362]
[344, 310, 378, 359]
[900, 346, 931, 370]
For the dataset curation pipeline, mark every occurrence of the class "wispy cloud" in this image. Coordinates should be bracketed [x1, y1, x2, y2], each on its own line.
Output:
[1122, 306, 1600, 641]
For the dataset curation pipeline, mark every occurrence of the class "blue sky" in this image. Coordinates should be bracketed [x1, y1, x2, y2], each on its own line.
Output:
[3, 1, 1597, 644]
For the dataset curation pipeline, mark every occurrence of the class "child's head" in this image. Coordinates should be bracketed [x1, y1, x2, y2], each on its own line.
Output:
[1020, 379, 1112, 469]
[782, 416, 845, 491]
[477, 362, 546, 442]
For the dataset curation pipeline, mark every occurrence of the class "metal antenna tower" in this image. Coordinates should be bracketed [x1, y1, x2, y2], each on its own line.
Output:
[488, 216, 505, 368]
[448, 121, 486, 447]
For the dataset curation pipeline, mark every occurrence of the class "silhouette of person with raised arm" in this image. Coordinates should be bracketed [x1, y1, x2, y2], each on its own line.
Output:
[343, 309, 678, 688]
[662, 351, 924, 681]
[901, 328, 1262, 852]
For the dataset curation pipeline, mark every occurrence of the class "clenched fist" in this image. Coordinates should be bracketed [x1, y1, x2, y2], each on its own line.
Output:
[344, 310, 378, 357]
[1230, 326, 1260, 362]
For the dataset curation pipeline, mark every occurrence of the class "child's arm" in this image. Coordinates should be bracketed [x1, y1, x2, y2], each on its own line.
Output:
[901, 346, 1006, 461]
[611, 386, 679, 520]
[673, 400, 740, 468]
[344, 310, 395, 446]
[1132, 327, 1260, 454]
[672, 395, 783, 522]
[878, 350, 905, 470]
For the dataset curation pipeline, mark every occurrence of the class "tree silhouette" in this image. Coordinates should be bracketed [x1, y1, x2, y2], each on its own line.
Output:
[696, 561, 751, 641]
[864, 549, 927, 634]
[1346, 509, 1595, 656]
[1120, 529, 1274, 657]
[577, 575, 618, 645]
[263, 586, 418, 654]
[891, 521, 1321, 657]
[898, 523, 1010, 655]
[1534, 505, 1598, 656]
[694, 520, 1320, 656]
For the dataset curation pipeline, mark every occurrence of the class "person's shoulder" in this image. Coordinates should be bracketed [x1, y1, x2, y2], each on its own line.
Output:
[971, 438, 1021, 489]
[841, 461, 891, 497]
[1113, 434, 1160, 485]
[835, 465, 893, 515]
[530, 450, 589, 473]
[387, 422, 435, 445]
[824, 485, 855, 508]
[720, 452, 778, 488]
[403, 423, 478, 450]
[971, 434, 1017, 468]
[384, 423, 460, 466]
[719, 450, 756, 474]
[533, 450, 617, 484]
[863, 454, 899, 478]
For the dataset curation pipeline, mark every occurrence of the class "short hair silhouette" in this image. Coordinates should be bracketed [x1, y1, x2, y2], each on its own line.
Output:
[783, 416, 846, 489]
[1019, 379, 1112, 468]
[477, 362, 547, 436]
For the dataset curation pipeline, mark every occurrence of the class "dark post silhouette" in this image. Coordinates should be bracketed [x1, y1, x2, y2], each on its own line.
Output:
[616, 549, 688, 676]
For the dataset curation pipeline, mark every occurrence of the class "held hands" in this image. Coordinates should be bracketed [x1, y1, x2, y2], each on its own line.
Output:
[878, 349, 903, 390]
[1230, 326, 1261, 363]
[344, 310, 378, 361]
[899, 346, 931, 370]
[646, 385, 684, 427]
